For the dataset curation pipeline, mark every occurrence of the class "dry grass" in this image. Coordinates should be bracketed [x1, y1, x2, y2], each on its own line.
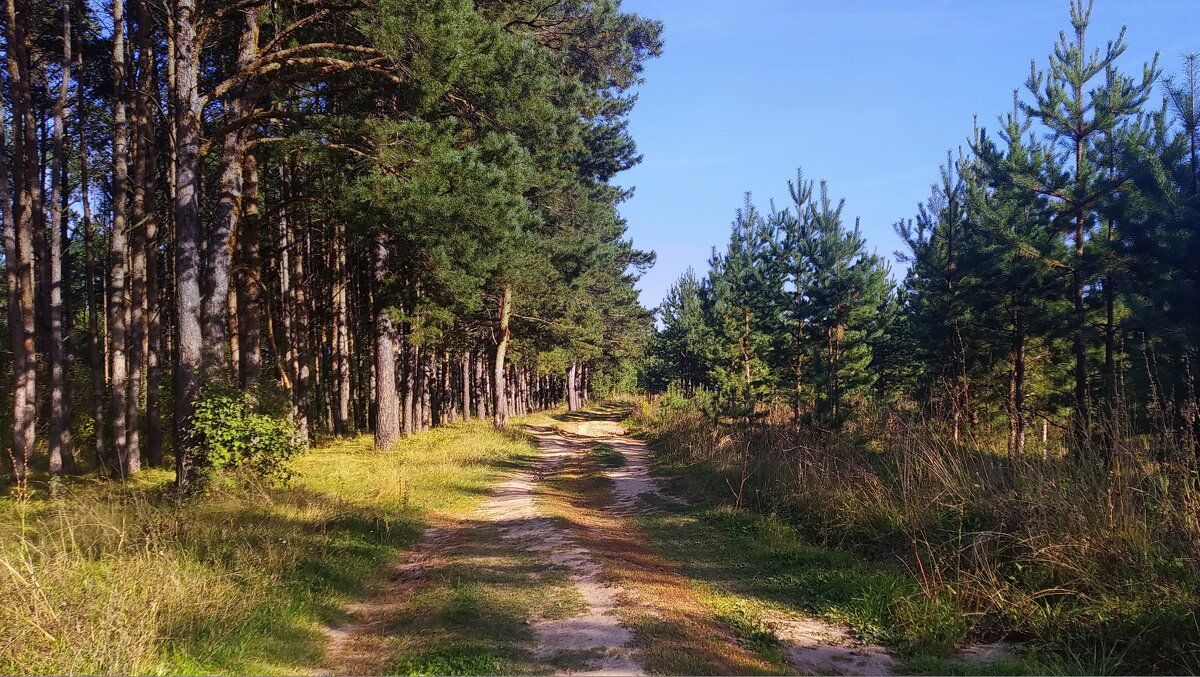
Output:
[0, 418, 541, 675]
[629, 397, 1200, 674]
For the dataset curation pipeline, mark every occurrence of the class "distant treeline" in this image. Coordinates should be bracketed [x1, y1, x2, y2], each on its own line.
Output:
[647, 1, 1199, 460]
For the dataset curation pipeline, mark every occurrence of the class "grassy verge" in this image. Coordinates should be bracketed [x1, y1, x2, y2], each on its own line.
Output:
[626, 397, 1200, 675]
[0, 418, 542, 675]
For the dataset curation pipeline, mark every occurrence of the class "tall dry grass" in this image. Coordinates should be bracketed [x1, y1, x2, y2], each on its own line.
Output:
[630, 395, 1200, 672]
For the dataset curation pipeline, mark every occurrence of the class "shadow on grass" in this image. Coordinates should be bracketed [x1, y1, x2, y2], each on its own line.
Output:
[0, 420, 545, 675]
[334, 513, 593, 676]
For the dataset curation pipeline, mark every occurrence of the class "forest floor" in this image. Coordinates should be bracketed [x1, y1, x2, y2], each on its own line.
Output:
[322, 404, 1015, 676]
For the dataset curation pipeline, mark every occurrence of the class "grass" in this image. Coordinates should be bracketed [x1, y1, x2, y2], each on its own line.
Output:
[629, 395, 1200, 675]
[0, 417, 547, 676]
[639, 507, 965, 657]
[365, 522, 586, 676]
[590, 442, 626, 468]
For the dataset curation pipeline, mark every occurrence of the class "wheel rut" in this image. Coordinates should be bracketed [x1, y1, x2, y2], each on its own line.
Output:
[324, 412, 904, 676]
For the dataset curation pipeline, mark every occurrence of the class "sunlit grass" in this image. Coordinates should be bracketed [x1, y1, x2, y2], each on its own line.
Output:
[0, 418, 540, 675]
[630, 397, 1200, 674]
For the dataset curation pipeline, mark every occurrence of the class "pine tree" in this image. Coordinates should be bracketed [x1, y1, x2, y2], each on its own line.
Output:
[651, 268, 711, 395]
[895, 153, 974, 438]
[971, 98, 1071, 456]
[705, 196, 777, 422]
[1019, 0, 1158, 455]
[802, 182, 892, 426]
[769, 171, 816, 419]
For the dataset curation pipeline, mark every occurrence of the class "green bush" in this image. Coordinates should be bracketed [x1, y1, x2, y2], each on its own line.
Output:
[190, 384, 307, 483]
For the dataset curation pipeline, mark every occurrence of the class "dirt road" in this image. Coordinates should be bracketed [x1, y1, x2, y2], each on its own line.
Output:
[324, 410, 897, 676]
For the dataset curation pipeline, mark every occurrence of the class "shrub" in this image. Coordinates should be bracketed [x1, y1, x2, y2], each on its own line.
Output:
[190, 384, 307, 484]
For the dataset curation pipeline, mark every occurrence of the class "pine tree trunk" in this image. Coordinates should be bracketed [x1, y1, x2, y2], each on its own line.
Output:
[125, 0, 157, 474]
[443, 352, 455, 423]
[3, 0, 37, 482]
[76, 47, 104, 468]
[582, 364, 590, 405]
[172, 0, 205, 492]
[460, 354, 472, 422]
[492, 285, 512, 427]
[236, 151, 262, 387]
[1072, 212, 1090, 458]
[109, 0, 133, 476]
[203, 135, 241, 381]
[402, 334, 415, 436]
[334, 223, 352, 435]
[48, 1, 76, 475]
[372, 230, 400, 450]
[419, 348, 432, 430]
[1008, 302, 1027, 458]
[567, 362, 579, 411]
[474, 351, 486, 419]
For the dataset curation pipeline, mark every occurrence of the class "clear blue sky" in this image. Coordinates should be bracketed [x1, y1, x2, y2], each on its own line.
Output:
[617, 0, 1197, 309]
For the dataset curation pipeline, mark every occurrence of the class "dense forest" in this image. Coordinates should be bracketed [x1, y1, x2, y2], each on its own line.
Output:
[647, 2, 1198, 461]
[1, 0, 659, 492]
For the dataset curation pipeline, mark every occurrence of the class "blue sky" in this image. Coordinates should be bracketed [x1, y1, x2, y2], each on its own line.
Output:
[616, 0, 1197, 308]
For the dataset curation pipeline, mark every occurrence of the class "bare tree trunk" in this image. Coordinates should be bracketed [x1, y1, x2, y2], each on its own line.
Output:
[419, 348, 432, 431]
[334, 223, 352, 435]
[2, 0, 36, 482]
[47, 0, 76, 475]
[428, 350, 441, 427]
[203, 134, 241, 380]
[567, 362, 579, 411]
[202, 8, 257, 383]
[1008, 303, 1027, 458]
[402, 334, 415, 437]
[108, 0, 134, 476]
[461, 354, 471, 422]
[492, 285, 512, 427]
[441, 352, 454, 423]
[289, 205, 312, 439]
[147, 231, 163, 466]
[76, 37, 104, 468]
[126, 0, 158, 473]
[172, 0, 205, 492]
[373, 230, 400, 449]
[473, 351, 486, 419]
[236, 151, 262, 387]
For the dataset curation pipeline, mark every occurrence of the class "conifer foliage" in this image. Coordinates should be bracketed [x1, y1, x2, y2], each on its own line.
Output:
[0, 0, 661, 492]
[648, 3, 1200, 459]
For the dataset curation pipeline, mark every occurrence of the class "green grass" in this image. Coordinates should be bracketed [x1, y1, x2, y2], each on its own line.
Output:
[628, 400, 1200, 675]
[590, 442, 626, 468]
[635, 504, 1089, 675]
[0, 417, 546, 676]
[382, 522, 586, 676]
[638, 507, 966, 655]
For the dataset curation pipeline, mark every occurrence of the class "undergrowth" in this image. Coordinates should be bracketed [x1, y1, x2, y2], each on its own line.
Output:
[0, 419, 539, 675]
[629, 394, 1200, 674]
